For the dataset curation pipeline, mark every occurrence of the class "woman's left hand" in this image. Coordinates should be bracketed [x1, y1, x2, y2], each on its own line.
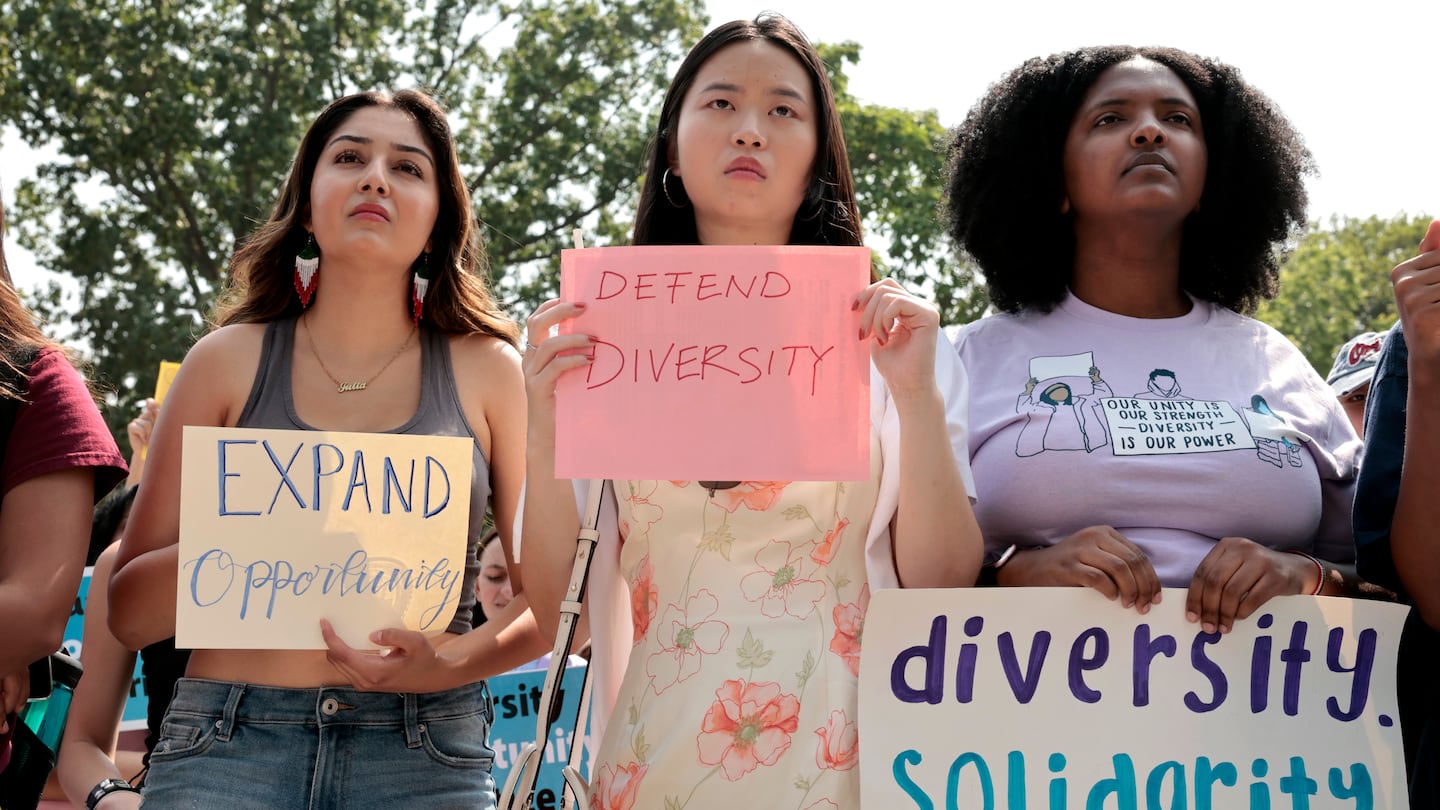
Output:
[1185, 537, 1319, 635]
[854, 278, 939, 397]
[320, 620, 454, 693]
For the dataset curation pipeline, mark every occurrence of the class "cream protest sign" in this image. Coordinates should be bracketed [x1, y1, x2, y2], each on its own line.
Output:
[555, 245, 871, 481]
[177, 426, 473, 649]
[859, 588, 1409, 809]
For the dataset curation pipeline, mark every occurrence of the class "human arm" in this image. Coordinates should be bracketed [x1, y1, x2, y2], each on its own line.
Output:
[123, 398, 158, 488]
[517, 300, 595, 636]
[858, 279, 981, 588]
[0, 468, 95, 682]
[109, 326, 260, 650]
[57, 542, 144, 810]
[1384, 220, 1440, 625]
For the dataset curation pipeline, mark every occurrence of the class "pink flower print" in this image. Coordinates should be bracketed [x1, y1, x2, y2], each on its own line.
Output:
[708, 481, 789, 513]
[810, 517, 851, 565]
[829, 584, 870, 677]
[813, 709, 859, 771]
[618, 481, 664, 540]
[695, 679, 801, 781]
[646, 589, 730, 694]
[629, 555, 658, 643]
[803, 802, 840, 810]
[589, 761, 647, 810]
[740, 540, 827, 619]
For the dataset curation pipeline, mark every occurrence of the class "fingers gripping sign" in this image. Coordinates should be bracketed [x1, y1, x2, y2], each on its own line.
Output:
[853, 277, 941, 397]
[1184, 537, 1318, 635]
[320, 618, 447, 693]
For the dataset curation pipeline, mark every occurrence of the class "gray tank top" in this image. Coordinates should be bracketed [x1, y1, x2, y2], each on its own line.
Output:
[235, 316, 488, 633]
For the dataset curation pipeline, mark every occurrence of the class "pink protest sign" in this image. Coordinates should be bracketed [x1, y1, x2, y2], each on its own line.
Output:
[556, 245, 871, 481]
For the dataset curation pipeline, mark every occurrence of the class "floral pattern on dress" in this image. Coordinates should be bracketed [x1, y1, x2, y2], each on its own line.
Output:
[810, 518, 850, 566]
[696, 679, 801, 781]
[739, 540, 827, 619]
[630, 555, 658, 644]
[829, 584, 869, 678]
[646, 589, 730, 695]
[596, 450, 880, 809]
[813, 709, 859, 772]
[590, 761, 647, 810]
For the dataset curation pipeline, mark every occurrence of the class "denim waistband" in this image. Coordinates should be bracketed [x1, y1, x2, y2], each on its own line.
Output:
[166, 678, 493, 742]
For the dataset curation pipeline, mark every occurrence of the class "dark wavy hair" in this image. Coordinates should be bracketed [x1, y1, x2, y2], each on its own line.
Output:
[943, 45, 1314, 315]
[213, 89, 518, 345]
[632, 14, 863, 250]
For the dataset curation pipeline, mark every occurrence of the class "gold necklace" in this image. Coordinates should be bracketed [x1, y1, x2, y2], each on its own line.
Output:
[301, 314, 416, 394]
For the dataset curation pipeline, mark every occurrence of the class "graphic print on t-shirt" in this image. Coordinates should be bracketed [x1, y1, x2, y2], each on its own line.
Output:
[1015, 353, 1310, 469]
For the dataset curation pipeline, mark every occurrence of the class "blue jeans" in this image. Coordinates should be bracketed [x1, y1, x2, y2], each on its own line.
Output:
[140, 678, 496, 810]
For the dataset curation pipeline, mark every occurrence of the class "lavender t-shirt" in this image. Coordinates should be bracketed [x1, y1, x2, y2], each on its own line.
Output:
[953, 292, 1358, 587]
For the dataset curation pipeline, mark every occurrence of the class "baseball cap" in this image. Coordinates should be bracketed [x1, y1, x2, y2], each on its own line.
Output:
[1327, 331, 1386, 396]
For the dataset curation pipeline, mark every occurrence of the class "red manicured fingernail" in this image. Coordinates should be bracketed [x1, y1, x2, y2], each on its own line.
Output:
[857, 329, 865, 341]
[574, 302, 587, 309]
[851, 299, 859, 311]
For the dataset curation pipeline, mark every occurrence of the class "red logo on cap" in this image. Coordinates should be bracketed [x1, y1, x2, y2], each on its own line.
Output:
[1349, 339, 1382, 366]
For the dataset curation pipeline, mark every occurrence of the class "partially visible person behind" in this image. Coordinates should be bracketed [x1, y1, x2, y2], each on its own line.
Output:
[1354, 219, 1440, 806]
[1327, 330, 1385, 439]
[57, 397, 189, 809]
[0, 188, 127, 756]
[470, 529, 586, 672]
[107, 89, 543, 809]
[945, 46, 1363, 634]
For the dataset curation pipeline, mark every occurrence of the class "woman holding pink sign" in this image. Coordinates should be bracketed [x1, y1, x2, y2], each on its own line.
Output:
[109, 89, 543, 808]
[520, 14, 982, 809]
[945, 47, 1364, 632]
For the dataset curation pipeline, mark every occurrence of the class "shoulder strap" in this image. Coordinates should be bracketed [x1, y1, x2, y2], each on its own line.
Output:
[499, 479, 607, 810]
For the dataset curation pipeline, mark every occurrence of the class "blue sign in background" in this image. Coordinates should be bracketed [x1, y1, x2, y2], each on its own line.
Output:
[487, 659, 590, 809]
[62, 568, 150, 730]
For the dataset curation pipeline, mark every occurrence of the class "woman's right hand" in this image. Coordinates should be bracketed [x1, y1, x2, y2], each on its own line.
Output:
[521, 299, 593, 446]
[999, 526, 1162, 613]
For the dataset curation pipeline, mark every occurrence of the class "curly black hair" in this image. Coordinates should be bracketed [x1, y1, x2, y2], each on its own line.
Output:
[943, 46, 1314, 315]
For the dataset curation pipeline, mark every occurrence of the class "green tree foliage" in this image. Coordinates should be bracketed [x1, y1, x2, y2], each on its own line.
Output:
[1, 2, 982, 445]
[1258, 214, 1431, 375]
[1, 0, 705, 442]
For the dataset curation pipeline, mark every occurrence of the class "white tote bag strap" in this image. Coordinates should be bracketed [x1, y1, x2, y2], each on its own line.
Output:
[498, 479, 606, 809]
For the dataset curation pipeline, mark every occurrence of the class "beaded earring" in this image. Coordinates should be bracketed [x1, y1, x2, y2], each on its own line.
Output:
[294, 234, 320, 307]
[411, 252, 431, 324]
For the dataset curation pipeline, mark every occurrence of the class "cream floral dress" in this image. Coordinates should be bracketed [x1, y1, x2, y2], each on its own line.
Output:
[588, 442, 881, 810]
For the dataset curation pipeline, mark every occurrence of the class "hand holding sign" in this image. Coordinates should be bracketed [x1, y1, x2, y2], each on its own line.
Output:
[856, 276, 940, 398]
[521, 298, 593, 451]
[999, 526, 1162, 612]
[1185, 535, 1321, 634]
[1391, 219, 1440, 368]
[320, 619, 455, 694]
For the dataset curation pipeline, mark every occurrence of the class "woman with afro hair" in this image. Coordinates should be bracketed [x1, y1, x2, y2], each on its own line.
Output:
[948, 46, 1364, 635]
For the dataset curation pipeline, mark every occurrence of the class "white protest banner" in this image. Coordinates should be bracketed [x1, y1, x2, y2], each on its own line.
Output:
[555, 244, 871, 481]
[177, 426, 473, 649]
[859, 588, 1408, 809]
